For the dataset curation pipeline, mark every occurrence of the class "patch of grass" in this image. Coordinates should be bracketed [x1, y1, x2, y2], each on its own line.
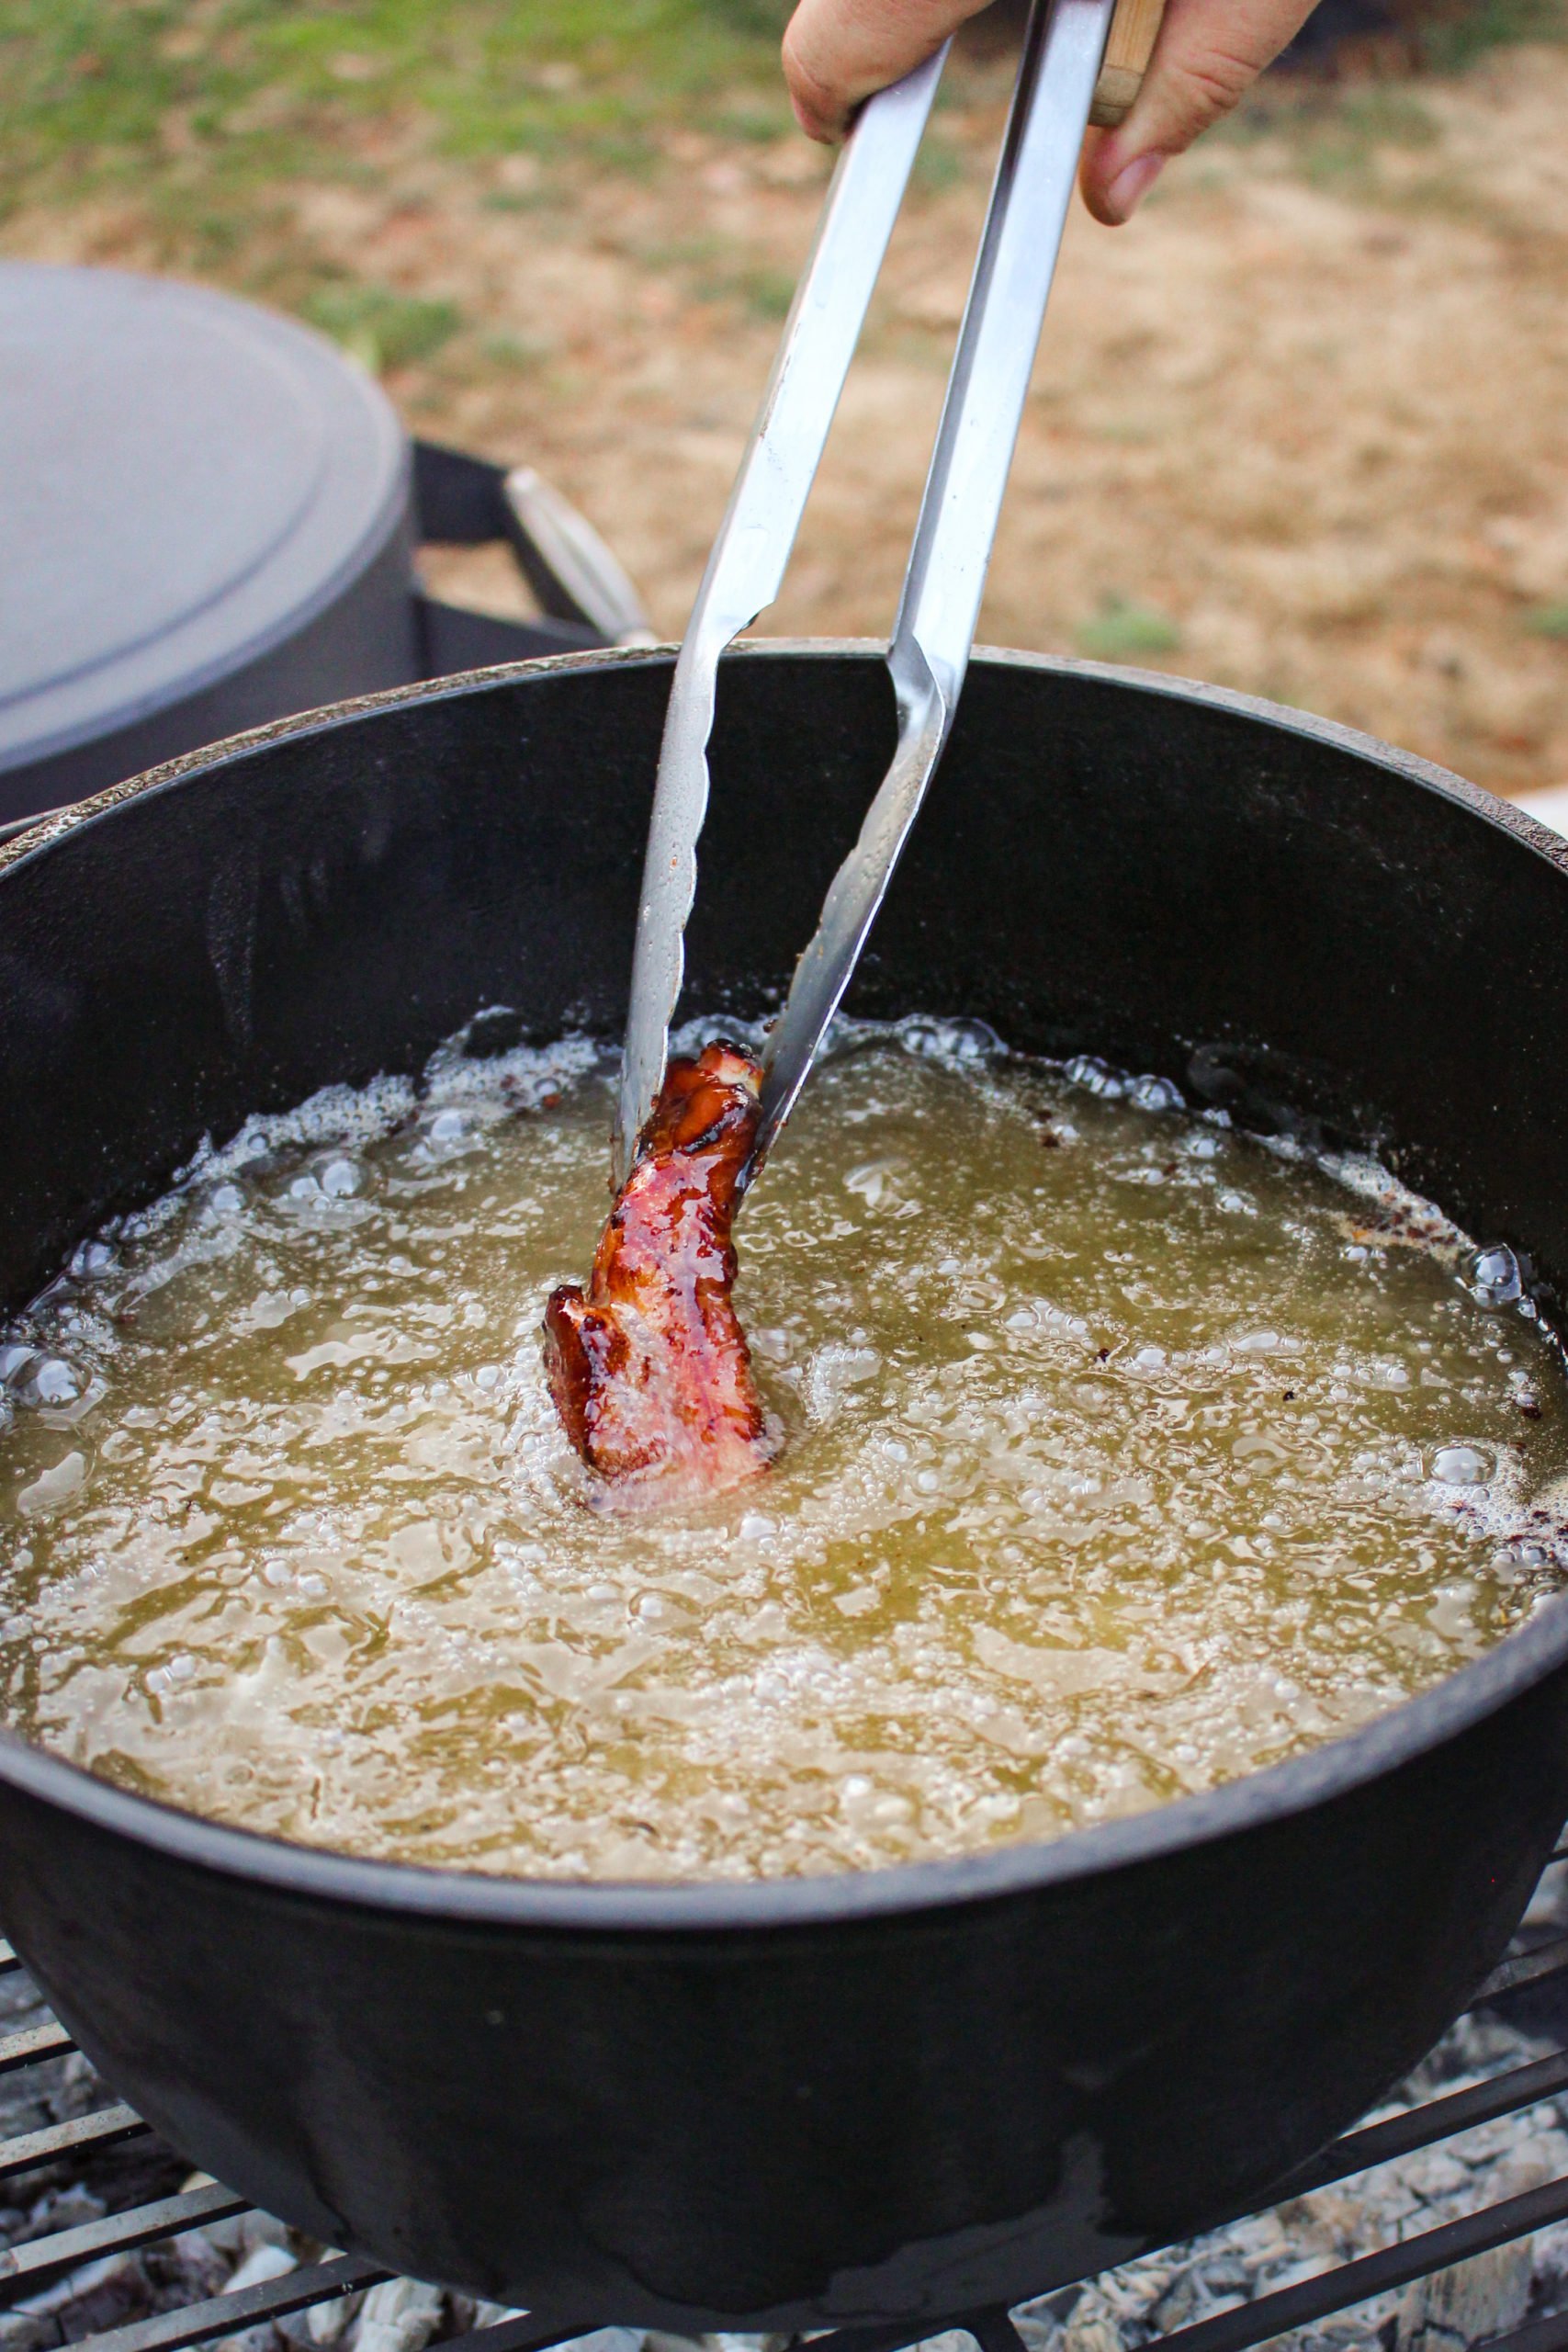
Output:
[479, 330, 550, 370]
[1225, 75, 1442, 190]
[1220, 0, 1567, 186]
[912, 133, 966, 195]
[1076, 597, 1181, 662]
[714, 96, 793, 141]
[481, 187, 551, 214]
[303, 281, 461, 371]
[1423, 0, 1568, 71]
[1338, 86, 1442, 142]
[1526, 604, 1568, 640]
[1301, 90, 1438, 183]
[695, 260, 796, 318]
[634, 232, 727, 271]
[701, 0, 790, 31]
[0, 0, 790, 220]
[190, 212, 246, 265]
[637, 234, 794, 320]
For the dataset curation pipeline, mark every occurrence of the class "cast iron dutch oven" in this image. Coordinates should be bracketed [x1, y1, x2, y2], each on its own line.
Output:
[0, 645, 1566, 2332]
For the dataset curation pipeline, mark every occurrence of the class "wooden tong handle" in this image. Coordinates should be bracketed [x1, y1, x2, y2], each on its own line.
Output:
[1089, 0, 1167, 127]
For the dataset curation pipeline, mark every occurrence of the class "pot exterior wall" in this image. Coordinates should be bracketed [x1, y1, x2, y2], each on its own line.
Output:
[4, 1666, 1566, 2331]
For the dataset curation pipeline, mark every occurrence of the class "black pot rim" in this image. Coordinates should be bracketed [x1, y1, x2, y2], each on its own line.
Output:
[5, 637, 1568, 1936]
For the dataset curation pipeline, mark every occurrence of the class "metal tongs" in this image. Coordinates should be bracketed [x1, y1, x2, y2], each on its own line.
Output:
[613, 0, 1162, 1191]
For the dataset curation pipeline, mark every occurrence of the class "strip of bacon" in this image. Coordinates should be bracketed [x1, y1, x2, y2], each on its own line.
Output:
[544, 1043, 773, 1501]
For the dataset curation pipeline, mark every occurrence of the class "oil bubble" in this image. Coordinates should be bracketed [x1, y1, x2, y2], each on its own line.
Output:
[1471, 1246, 1522, 1306]
[17, 1452, 85, 1514]
[68, 1239, 116, 1280]
[1496, 1544, 1549, 1576]
[1130, 1075, 1184, 1114]
[898, 1016, 997, 1064]
[146, 1654, 196, 1696]
[15, 1358, 81, 1409]
[320, 1158, 361, 1198]
[845, 1159, 904, 1208]
[1431, 1445, 1492, 1487]
[1065, 1055, 1122, 1098]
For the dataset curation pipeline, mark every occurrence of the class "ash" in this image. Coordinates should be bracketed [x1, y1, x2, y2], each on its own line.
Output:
[9, 1879, 1568, 2352]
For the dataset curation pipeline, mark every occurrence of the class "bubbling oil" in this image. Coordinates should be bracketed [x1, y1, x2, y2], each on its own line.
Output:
[0, 1017, 1564, 1882]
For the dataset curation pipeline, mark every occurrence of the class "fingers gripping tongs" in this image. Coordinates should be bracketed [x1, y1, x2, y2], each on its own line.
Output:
[613, 0, 1165, 1191]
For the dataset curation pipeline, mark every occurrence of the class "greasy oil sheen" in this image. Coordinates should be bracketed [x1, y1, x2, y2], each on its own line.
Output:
[0, 1018, 1564, 1882]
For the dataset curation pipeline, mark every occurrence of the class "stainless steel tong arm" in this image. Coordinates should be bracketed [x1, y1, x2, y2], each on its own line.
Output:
[612, 48, 948, 1187]
[752, 0, 1117, 1168]
[615, 0, 1129, 1190]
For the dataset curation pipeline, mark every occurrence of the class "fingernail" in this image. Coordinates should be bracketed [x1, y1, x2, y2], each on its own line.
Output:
[1104, 152, 1164, 221]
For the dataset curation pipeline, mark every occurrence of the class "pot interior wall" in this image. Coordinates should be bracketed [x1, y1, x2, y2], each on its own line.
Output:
[0, 647, 1561, 1320]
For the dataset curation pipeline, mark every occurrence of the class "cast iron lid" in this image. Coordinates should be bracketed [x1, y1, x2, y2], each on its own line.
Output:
[0, 263, 409, 784]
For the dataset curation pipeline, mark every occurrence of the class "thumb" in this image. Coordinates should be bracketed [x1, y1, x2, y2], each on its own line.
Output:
[1078, 0, 1316, 223]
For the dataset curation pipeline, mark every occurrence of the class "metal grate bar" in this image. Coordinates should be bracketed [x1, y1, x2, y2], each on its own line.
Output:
[73, 2253, 390, 2352]
[0, 1941, 23, 1975]
[971, 2311, 1034, 2352]
[1282, 2046, 1568, 2194]
[1472, 1933, 1568, 2007]
[0, 2020, 73, 2074]
[0, 2102, 147, 2178]
[767, 2315, 934, 2352]
[1483, 2312, 1568, 2352]
[436, 2321, 614, 2352]
[1145, 2170, 1568, 2352]
[0, 2183, 250, 2293]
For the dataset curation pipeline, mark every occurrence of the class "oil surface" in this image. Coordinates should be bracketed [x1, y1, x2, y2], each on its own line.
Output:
[0, 1017, 1563, 1881]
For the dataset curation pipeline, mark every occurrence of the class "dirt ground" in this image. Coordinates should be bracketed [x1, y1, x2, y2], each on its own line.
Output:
[6, 32, 1568, 801]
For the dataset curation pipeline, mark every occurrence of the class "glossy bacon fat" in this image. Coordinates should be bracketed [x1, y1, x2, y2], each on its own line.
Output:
[544, 1043, 773, 1501]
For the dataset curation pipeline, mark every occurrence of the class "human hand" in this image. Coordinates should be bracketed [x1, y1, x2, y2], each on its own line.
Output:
[781, 0, 1319, 224]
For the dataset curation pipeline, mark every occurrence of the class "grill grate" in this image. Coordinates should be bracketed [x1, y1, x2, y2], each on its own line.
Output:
[7, 1847, 1568, 2352]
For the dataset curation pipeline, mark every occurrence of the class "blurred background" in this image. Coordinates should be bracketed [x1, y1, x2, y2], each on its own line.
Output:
[2, 0, 1565, 801]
